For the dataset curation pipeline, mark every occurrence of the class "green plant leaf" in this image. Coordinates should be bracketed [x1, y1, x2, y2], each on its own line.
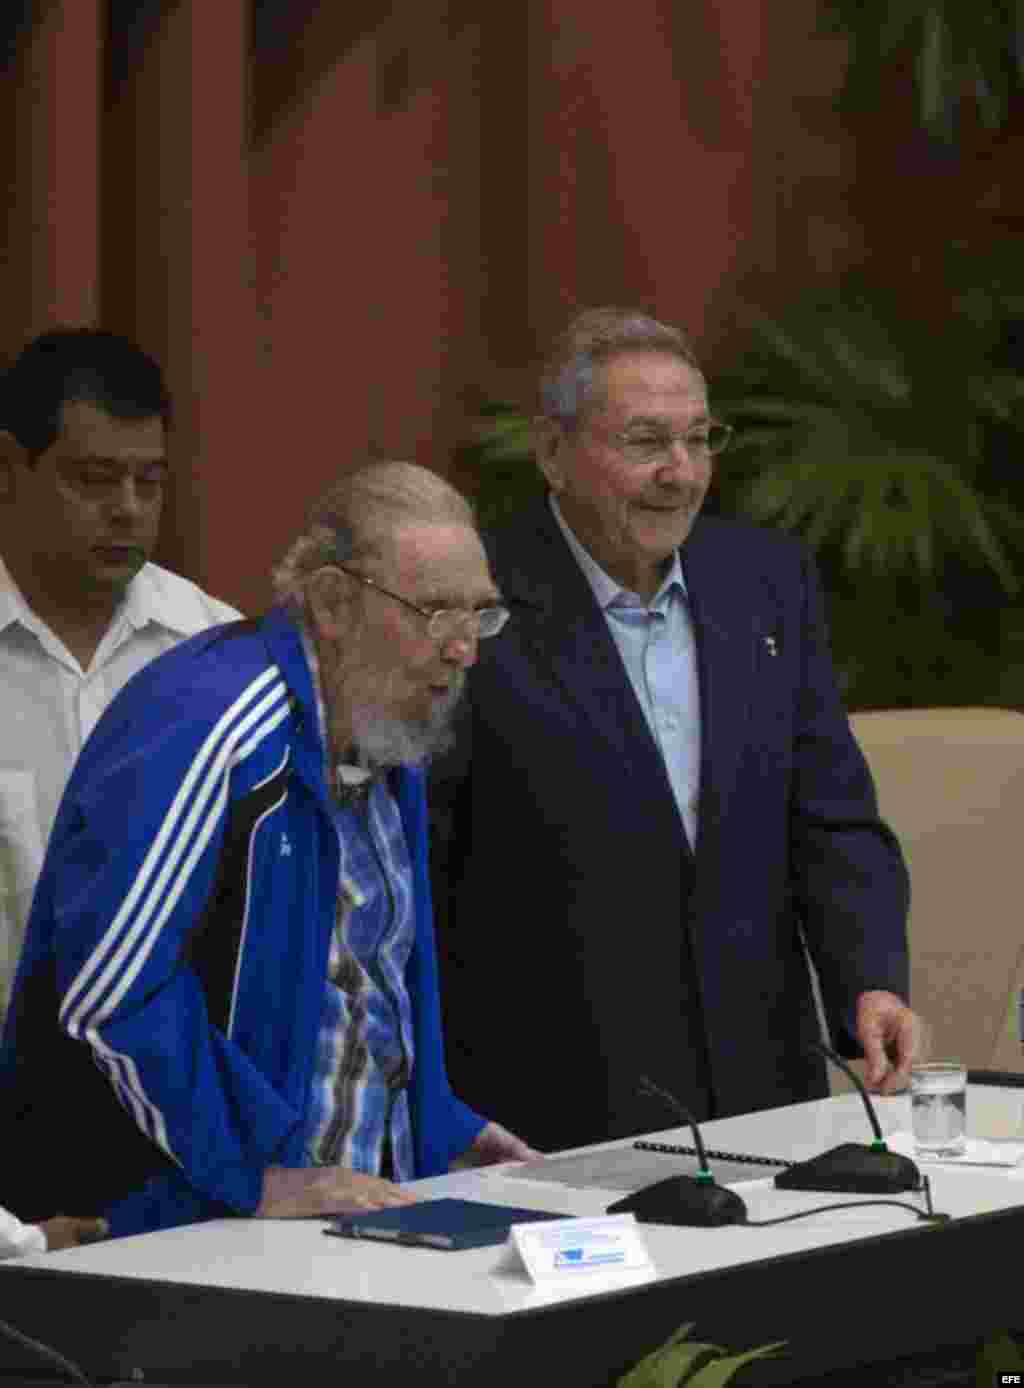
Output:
[478, 434, 534, 463]
[976, 1329, 1024, 1383]
[617, 1322, 711, 1388]
[687, 1340, 788, 1388]
[820, 0, 1023, 137]
[918, 6, 953, 134]
[618, 1324, 787, 1388]
[968, 372, 1024, 423]
[712, 270, 1024, 598]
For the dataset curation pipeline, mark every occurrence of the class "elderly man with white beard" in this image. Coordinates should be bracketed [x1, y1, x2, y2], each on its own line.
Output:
[0, 462, 536, 1238]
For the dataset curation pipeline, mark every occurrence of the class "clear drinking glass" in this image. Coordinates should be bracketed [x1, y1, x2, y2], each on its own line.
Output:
[910, 1061, 967, 1157]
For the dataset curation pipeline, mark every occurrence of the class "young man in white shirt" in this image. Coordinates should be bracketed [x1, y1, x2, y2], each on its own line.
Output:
[0, 328, 241, 1017]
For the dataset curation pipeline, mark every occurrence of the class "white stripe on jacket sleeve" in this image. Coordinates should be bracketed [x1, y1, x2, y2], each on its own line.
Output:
[61, 668, 286, 1033]
[56, 668, 294, 1165]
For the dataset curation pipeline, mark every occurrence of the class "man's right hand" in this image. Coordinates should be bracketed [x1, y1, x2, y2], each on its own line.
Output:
[256, 1165, 418, 1218]
[38, 1215, 109, 1251]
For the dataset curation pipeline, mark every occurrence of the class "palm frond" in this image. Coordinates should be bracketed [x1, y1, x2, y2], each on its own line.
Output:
[713, 264, 1024, 594]
[735, 453, 1018, 591]
[820, 0, 1024, 137]
[918, 5, 954, 133]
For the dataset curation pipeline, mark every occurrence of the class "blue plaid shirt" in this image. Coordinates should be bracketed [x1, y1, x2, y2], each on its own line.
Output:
[301, 633, 417, 1179]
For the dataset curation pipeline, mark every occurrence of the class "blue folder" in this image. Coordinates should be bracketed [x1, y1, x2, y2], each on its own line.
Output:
[324, 1197, 564, 1251]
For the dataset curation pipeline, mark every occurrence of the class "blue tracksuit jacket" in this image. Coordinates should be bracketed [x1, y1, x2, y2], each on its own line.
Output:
[1, 607, 485, 1234]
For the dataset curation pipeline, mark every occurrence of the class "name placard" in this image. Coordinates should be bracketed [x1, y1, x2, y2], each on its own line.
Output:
[509, 1213, 651, 1285]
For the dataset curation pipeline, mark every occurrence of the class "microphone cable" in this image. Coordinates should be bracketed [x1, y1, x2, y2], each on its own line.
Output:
[740, 1200, 948, 1227]
[635, 1074, 949, 1226]
[739, 1174, 948, 1227]
[0, 1313, 94, 1386]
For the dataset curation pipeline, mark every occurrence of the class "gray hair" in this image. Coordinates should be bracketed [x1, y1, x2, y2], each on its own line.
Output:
[272, 460, 476, 608]
[539, 306, 701, 428]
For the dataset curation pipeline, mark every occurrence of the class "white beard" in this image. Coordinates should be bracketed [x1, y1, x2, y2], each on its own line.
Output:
[349, 684, 461, 769]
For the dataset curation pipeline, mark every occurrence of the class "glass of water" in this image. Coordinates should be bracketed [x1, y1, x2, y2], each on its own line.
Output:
[910, 1062, 967, 1157]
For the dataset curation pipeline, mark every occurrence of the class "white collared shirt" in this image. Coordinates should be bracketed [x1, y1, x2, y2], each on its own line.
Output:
[549, 495, 702, 849]
[0, 558, 242, 1015]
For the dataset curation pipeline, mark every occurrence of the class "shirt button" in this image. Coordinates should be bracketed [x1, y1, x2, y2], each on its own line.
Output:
[663, 716, 678, 732]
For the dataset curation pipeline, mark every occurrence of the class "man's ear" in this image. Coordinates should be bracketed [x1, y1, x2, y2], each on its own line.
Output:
[0, 431, 23, 502]
[306, 567, 350, 642]
[533, 416, 567, 493]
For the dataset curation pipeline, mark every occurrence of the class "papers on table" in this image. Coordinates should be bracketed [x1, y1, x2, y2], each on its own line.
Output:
[501, 1145, 774, 1193]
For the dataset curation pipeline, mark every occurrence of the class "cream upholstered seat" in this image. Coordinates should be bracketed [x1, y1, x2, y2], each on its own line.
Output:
[846, 708, 1024, 1078]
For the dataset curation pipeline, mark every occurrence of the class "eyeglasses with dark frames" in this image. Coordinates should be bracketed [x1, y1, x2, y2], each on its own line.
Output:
[330, 565, 510, 641]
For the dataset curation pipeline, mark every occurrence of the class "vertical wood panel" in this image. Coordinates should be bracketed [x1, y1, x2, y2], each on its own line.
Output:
[525, 0, 767, 365]
[248, 1, 483, 595]
[102, 0, 258, 610]
[0, 0, 102, 357]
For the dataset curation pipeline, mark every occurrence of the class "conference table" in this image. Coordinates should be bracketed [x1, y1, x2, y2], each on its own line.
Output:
[3, 1087, 1023, 1386]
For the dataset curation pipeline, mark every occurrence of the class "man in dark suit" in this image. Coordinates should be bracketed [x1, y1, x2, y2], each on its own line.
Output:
[432, 307, 921, 1154]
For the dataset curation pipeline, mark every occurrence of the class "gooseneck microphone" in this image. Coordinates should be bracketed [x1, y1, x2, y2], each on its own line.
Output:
[609, 1066, 946, 1228]
[774, 1040, 922, 1194]
[605, 1076, 748, 1226]
[810, 1039, 887, 1143]
[637, 1075, 714, 1182]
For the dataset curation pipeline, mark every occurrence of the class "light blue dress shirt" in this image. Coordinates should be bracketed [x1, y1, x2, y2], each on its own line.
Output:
[550, 496, 701, 848]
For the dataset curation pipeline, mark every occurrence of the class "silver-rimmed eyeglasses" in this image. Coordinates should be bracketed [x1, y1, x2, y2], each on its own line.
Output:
[592, 420, 733, 466]
[331, 565, 510, 641]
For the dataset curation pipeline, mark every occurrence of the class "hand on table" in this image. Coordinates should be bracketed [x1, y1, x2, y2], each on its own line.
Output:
[38, 1215, 109, 1251]
[856, 990, 925, 1094]
[257, 1165, 418, 1218]
[450, 1120, 542, 1171]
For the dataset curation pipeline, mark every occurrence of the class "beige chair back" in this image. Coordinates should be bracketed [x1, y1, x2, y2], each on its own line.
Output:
[848, 708, 1024, 1078]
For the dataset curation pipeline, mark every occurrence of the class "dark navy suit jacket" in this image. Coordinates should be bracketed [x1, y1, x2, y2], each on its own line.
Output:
[431, 501, 910, 1152]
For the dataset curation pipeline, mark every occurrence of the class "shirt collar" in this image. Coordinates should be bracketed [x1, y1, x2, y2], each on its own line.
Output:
[298, 620, 332, 779]
[297, 618, 377, 803]
[0, 556, 209, 641]
[0, 557, 35, 636]
[548, 494, 687, 611]
[118, 562, 214, 636]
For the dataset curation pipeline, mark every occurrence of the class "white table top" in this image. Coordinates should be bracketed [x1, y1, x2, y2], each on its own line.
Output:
[8, 1089, 1024, 1318]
